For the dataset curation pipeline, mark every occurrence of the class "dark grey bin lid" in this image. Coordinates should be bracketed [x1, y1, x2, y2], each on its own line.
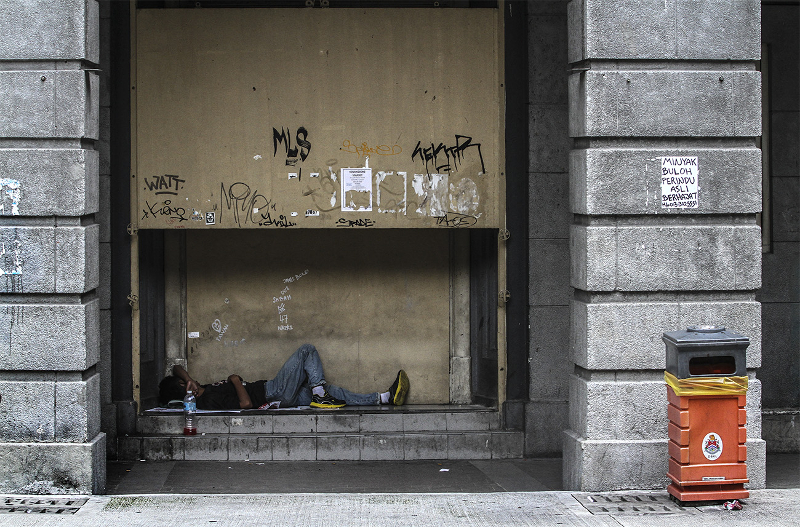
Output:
[663, 325, 749, 378]
[662, 325, 750, 347]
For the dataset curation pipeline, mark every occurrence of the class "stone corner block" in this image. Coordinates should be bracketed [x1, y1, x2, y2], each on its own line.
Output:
[563, 430, 669, 491]
[0, 70, 99, 140]
[0, 225, 99, 294]
[569, 71, 761, 138]
[568, 0, 760, 62]
[0, 433, 106, 494]
[0, 150, 99, 217]
[745, 438, 766, 489]
[568, 375, 667, 441]
[570, 300, 762, 370]
[570, 148, 762, 215]
[0, 0, 99, 62]
[56, 224, 100, 292]
[56, 373, 102, 442]
[0, 299, 100, 370]
[570, 224, 762, 292]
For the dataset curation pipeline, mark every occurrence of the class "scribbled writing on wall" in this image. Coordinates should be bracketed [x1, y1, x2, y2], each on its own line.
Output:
[341, 140, 402, 159]
[434, 213, 478, 228]
[276, 270, 308, 331]
[283, 269, 309, 284]
[336, 218, 375, 228]
[141, 199, 188, 222]
[212, 319, 229, 342]
[274, 127, 311, 166]
[302, 163, 339, 212]
[143, 174, 185, 196]
[258, 212, 297, 228]
[0, 179, 21, 215]
[411, 135, 485, 174]
[219, 181, 296, 228]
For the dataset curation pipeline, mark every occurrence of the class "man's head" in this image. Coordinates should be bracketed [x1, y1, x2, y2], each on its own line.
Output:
[158, 375, 186, 406]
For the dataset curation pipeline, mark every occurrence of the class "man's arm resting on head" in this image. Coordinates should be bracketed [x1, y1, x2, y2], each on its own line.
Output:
[228, 374, 253, 409]
[172, 364, 200, 394]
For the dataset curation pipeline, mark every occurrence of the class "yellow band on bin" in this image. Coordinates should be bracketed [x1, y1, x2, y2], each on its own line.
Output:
[664, 371, 749, 396]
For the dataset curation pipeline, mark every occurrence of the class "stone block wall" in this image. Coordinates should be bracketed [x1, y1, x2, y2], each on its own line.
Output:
[759, 3, 800, 454]
[525, 0, 572, 456]
[0, 0, 104, 494]
[564, 0, 765, 490]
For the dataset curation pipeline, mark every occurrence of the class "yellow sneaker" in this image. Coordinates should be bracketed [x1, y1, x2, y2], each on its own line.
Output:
[388, 370, 409, 406]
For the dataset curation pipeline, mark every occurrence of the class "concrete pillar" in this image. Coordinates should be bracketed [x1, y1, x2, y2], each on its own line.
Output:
[525, 0, 572, 455]
[565, 0, 765, 490]
[0, 0, 104, 494]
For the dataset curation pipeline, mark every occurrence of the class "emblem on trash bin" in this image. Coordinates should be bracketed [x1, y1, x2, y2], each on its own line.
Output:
[702, 433, 723, 460]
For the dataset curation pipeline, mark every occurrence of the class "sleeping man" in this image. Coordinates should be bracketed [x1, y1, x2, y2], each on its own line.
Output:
[158, 343, 409, 410]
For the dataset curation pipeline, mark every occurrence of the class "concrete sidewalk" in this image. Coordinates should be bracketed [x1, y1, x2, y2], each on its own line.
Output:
[1, 455, 798, 526]
[2, 489, 800, 526]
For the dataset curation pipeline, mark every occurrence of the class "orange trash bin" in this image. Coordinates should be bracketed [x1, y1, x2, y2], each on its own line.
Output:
[662, 325, 750, 503]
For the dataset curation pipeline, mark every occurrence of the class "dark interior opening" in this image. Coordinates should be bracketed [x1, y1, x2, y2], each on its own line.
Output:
[689, 355, 737, 376]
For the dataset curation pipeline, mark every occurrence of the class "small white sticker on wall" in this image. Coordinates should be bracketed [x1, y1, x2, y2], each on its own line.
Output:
[288, 173, 298, 180]
[661, 156, 698, 209]
[188, 332, 200, 339]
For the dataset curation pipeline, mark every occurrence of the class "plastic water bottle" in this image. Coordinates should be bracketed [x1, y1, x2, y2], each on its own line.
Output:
[183, 390, 197, 435]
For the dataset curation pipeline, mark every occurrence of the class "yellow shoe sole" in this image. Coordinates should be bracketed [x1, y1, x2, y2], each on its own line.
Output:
[392, 370, 409, 406]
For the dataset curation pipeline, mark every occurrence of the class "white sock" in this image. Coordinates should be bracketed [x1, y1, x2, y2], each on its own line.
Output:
[380, 391, 390, 404]
[312, 385, 326, 397]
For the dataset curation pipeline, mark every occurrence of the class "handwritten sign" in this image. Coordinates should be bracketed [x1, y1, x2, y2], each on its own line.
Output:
[661, 156, 698, 209]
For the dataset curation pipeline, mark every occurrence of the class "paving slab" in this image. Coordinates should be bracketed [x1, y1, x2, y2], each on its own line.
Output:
[1, 490, 799, 527]
[0, 455, 796, 526]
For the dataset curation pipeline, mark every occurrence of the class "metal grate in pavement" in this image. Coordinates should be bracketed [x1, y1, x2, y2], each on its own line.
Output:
[0, 497, 88, 514]
[572, 492, 695, 515]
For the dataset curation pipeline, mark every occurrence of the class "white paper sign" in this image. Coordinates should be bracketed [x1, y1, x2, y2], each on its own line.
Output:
[661, 156, 698, 209]
[341, 168, 373, 211]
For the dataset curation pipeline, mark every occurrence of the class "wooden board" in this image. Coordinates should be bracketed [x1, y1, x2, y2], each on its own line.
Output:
[184, 229, 451, 403]
[134, 8, 502, 230]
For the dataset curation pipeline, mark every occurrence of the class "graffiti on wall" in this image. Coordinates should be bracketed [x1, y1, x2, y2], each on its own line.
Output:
[274, 127, 312, 166]
[140, 126, 486, 228]
[411, 135, 485, 175]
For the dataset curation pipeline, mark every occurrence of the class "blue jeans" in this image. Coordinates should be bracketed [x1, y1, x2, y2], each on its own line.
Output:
[263, 343, 380, 407]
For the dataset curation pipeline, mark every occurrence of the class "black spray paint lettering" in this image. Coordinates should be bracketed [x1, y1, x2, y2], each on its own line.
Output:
[335, 218, 375, 228]
[142, 199, 188, 222]
[274, 127, 312, 164]
[220, 182, 274, 226]
[258, 211, 297, 228]
[143, 174, 185, 195]
[411, 135, 485, 174]
[434, 213, 478, 228]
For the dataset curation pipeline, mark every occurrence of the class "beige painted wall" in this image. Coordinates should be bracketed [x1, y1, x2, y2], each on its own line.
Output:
[184, 229, 451, 403]
[134, 7, 502, 229]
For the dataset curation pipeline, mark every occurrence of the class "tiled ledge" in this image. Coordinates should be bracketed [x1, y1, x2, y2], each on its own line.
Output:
[137, 406, 502, 435]
[118, 430, 524, 462]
